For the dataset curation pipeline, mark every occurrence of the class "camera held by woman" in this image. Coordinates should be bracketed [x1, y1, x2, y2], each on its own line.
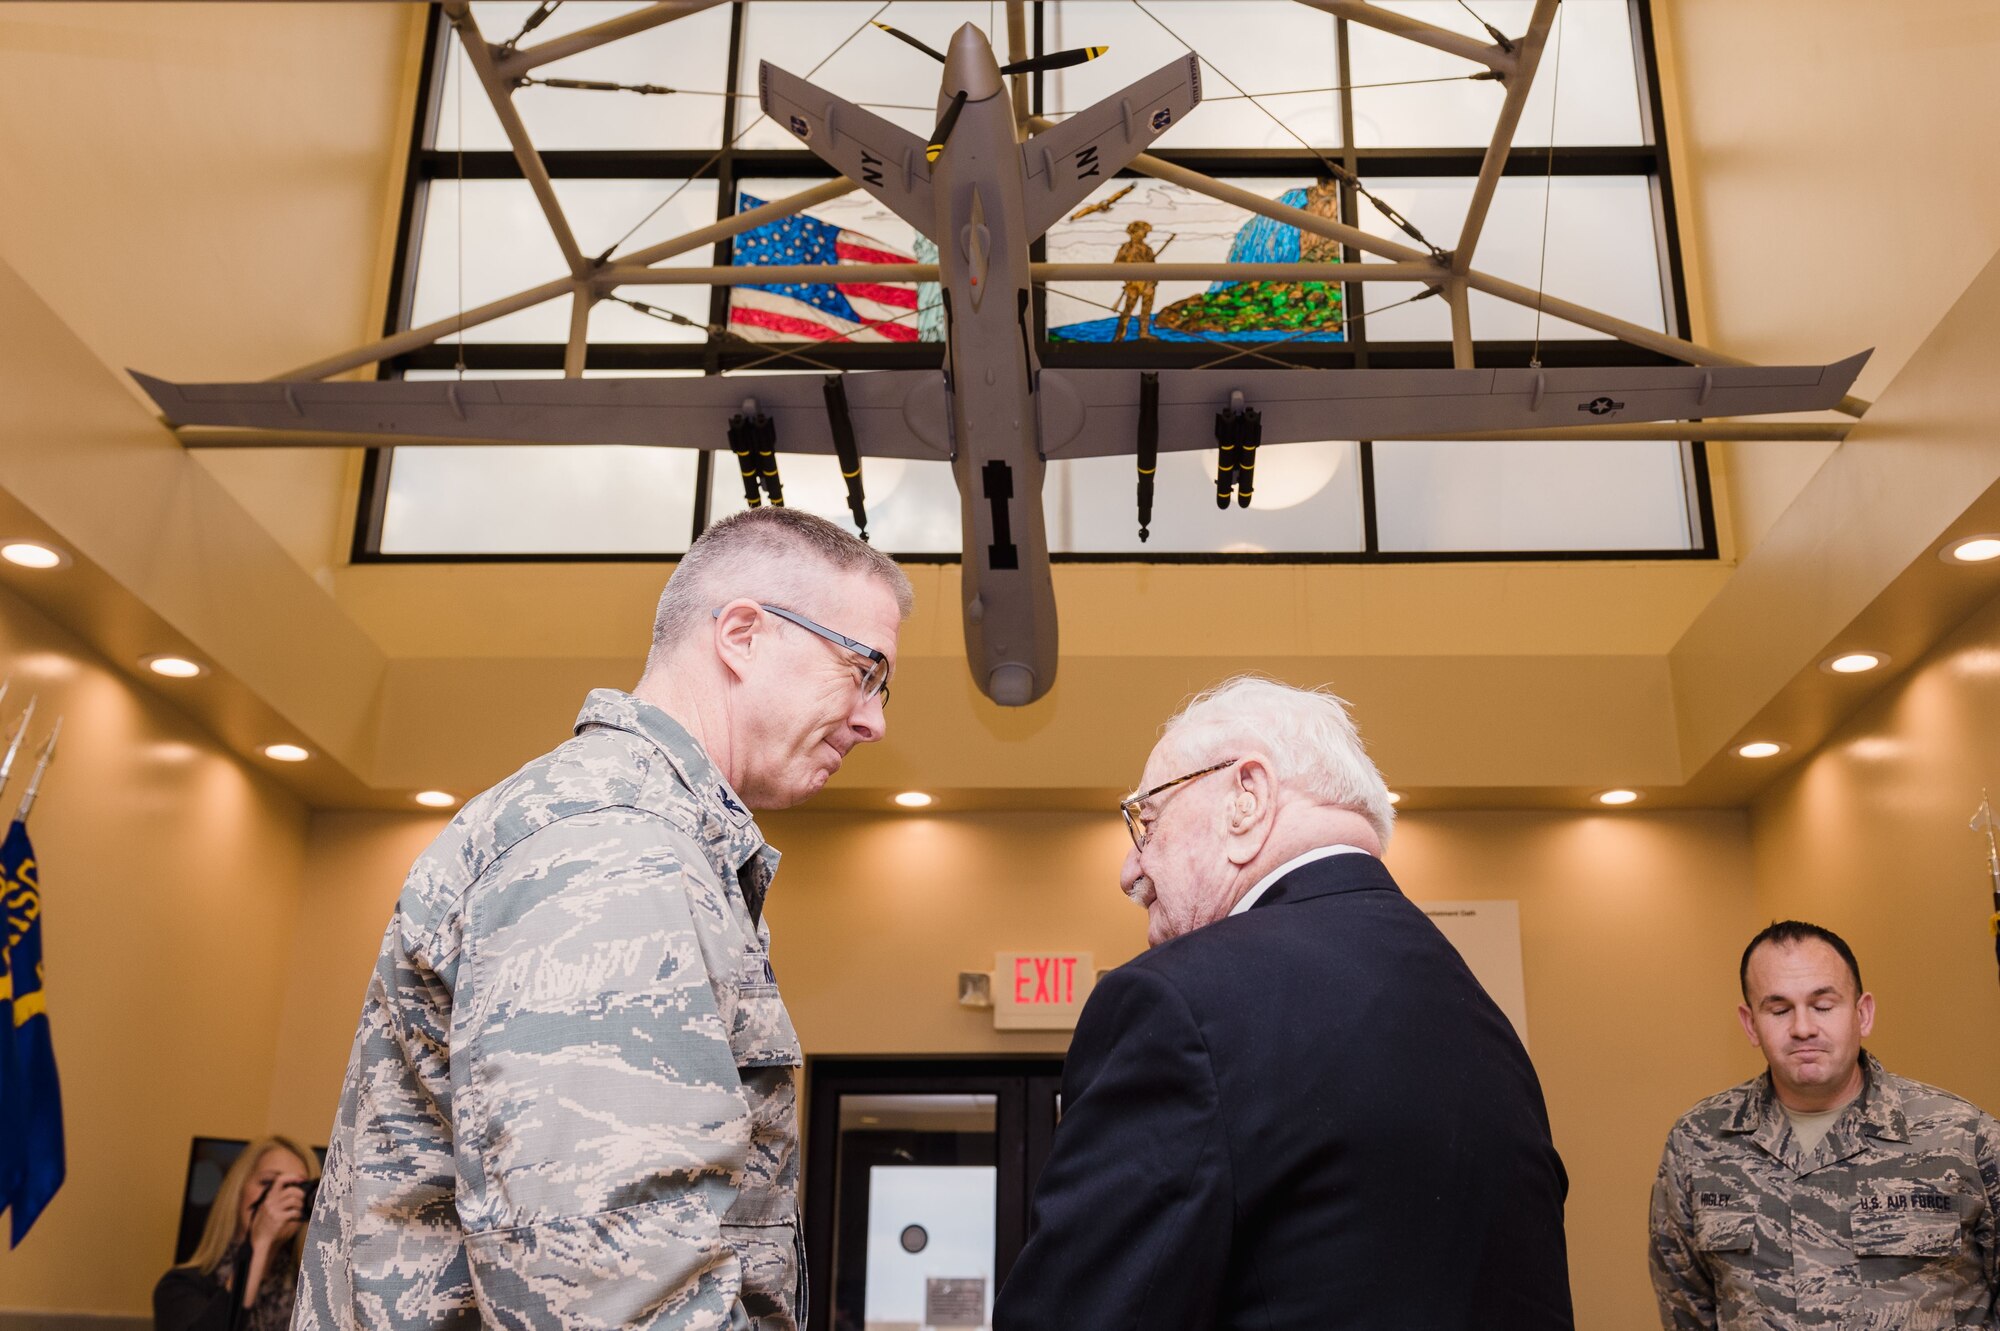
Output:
[154, 1135, 320, 1331]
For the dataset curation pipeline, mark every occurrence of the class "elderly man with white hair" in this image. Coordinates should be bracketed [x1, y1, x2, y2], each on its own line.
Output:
[993, 676, 1575, 1331]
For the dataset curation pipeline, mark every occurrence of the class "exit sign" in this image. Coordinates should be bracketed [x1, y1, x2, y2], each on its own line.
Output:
[993, 951, 1094, 1030]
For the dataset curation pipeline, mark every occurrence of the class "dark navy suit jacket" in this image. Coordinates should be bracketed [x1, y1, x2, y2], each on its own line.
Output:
[993, 852, 1574, 1330]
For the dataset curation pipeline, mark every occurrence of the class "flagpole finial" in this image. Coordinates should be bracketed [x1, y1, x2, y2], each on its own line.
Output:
[14, 716, 59, 826]
[0, 696, 39, 803]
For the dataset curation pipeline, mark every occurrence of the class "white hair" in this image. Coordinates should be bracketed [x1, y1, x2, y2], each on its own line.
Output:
[646, 508, 913, 672]
[1159, 675, 1395, 846]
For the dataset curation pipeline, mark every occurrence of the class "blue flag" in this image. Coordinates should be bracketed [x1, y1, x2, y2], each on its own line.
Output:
[0, 818, 63, 1245]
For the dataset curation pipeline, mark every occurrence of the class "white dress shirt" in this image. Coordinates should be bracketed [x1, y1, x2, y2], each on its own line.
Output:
[1227, 844, 1373, 916]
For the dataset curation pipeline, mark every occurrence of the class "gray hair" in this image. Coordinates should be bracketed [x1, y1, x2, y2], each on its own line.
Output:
[1159, 675, 1395, 846]
[647, 508, 913, 670]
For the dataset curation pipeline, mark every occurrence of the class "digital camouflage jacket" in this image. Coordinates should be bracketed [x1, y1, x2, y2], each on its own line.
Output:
[1650, 1053, 2000, 1330]
[294, 689, 803, 1331]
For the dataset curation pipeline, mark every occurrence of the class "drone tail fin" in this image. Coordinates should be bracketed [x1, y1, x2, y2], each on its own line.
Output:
[758, 60, 937, 239]
[1017, 53, 1202, 239]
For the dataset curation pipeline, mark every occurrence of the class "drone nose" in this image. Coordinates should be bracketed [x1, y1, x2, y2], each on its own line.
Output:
[988, 663, 1036, 706]
[944, 22, 1003, 101]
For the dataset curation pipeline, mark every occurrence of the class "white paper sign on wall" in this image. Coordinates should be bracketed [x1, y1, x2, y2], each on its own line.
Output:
[1418, 900, 1530, 1049]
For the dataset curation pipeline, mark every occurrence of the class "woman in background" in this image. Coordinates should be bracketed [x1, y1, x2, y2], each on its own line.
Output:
[154, 1135, 320, 1331]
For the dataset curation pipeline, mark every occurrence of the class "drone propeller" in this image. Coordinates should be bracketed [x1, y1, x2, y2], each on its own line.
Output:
[926, 90, 969, 164]
[999, 46, 1109, 76]
[872, 21, 945, 62]
[874, 21, 1109, 163]
[872, 21, 1108, 77]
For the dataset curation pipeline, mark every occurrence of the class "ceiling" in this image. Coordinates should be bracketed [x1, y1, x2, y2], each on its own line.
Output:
[2, 0, 1998, 814]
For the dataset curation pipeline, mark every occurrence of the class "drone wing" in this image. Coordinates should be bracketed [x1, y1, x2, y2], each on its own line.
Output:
[1018, 53, 1202, 240]
[1036, 351, 1872, 458]
[759, 61, 936, 237]
[131, 371, 952, 461]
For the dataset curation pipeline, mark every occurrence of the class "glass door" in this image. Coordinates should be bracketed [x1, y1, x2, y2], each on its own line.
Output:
[803, 1058, 1064, 1331]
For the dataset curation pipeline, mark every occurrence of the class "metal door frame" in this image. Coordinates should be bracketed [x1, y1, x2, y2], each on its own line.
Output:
[802, 1055, 1064, 1331]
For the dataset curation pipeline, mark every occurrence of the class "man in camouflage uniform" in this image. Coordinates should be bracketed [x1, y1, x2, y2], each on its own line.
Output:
[1650, 920, 2000, 1329]
[294, 508, 911, 1331]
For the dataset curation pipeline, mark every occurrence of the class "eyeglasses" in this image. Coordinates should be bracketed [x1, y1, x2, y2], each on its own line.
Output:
[715, 602, 893, 706]
[1119, 758, 1238, 851]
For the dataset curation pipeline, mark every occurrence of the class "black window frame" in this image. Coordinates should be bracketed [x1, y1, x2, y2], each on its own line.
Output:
[356, 0, 1711, 567]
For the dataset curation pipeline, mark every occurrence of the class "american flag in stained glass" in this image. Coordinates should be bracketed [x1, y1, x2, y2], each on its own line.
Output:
[727, 193, 921, 343]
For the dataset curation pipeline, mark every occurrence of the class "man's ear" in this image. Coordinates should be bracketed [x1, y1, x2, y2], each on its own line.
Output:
[1856, 990, 1876, 1039]
[1736, 1003, 1761, 1050]
[1222, 756, 1276, 867]
[712, 600, 765, 684]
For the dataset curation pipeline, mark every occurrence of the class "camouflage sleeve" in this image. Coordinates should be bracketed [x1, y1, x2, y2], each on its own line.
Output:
[1648, 1125, 1716, 1331]
[1978, 1110, 2000, 1328]
[453, 808, 751, 1331]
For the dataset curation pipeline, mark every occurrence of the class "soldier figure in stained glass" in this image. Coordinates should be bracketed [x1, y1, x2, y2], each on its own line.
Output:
[1113, 220, 1160, 340]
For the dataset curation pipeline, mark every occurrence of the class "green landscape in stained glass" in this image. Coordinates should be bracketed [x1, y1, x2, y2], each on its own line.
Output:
[1048, 181, 1344, 343]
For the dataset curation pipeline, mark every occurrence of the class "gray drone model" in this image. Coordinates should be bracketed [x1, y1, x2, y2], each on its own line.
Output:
[136, 20, 1869, 707]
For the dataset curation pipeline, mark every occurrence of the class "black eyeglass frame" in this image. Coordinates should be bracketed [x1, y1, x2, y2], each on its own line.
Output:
[714, 602, 893, 706]
[1119, 758, 1239, 851]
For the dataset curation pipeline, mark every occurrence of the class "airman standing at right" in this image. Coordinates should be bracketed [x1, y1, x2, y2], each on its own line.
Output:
[1649, 921, 2000, 1329]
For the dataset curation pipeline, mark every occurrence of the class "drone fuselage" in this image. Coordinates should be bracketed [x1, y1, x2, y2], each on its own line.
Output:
[929, 25, 1059, 707]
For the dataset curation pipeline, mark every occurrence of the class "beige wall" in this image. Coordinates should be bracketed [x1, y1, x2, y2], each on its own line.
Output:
[1659, 0, 2000, 560]
[0, 4, 420, 586]
[1387, 811, 1764, 1327]
[760, 811, 1144, 1056]
[0, 583, 307, 1317]
[264, 811, 448, 1147]
[1751, 584, 2000, 1114]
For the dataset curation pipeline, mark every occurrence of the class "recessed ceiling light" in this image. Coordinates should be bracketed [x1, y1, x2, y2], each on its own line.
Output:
[1735, 741, 1787, 759]
[262, 743, 310, 763]
[414, 790, 456, 808]
[1822, 651, 1887, 675]
[1, 542, 65, 570]
[893, 791, 933, 808]
[1596, 789, 1640, 806]
[144, 655, 206, 679]
[1386, 790, 1403, 805]
[1943, 535, 2000, 564]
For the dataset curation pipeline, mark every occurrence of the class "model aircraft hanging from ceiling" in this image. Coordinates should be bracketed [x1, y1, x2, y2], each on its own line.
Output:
[134, 11, 1870, 708]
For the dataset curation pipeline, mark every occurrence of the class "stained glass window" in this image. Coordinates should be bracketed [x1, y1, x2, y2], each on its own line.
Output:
[1043, 177, 1337, 347]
